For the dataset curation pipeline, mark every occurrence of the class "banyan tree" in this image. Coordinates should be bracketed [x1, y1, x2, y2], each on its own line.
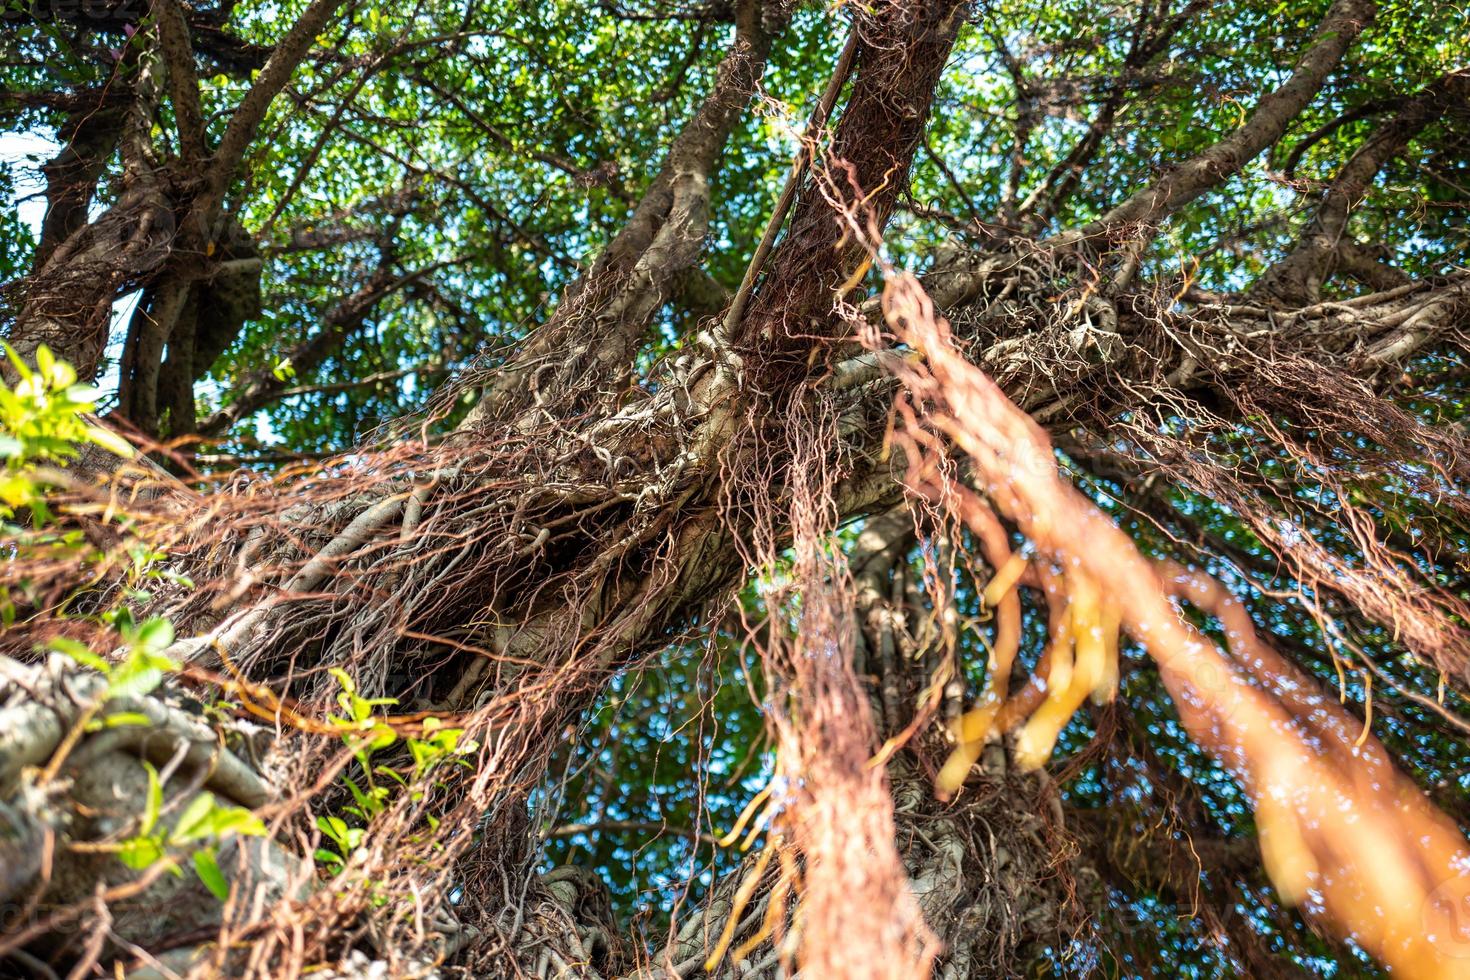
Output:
[1, 0, 1469, 976]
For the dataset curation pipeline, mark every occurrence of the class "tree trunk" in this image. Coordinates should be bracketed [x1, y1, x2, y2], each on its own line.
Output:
[1, 3, 969, 974]
[5, 0, 1470, 976]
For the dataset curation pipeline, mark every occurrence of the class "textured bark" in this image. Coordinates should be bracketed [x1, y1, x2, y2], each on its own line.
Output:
[5, 0, 1470, 975]
[4, 0, 344, 390]
[1086, 0, 1376, 235]
[1256, 71, 1469, 305]
[734, 0, 967, 365]
[35, 95, 127, 270]
[465, 0, 796, 425]
[0, 5, 964, 973]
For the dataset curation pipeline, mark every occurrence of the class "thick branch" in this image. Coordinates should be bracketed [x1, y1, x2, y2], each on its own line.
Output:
[1086, 0, 1374, 235]
[35, 96, 126, 269]
[463, 0, 792, 423]
[734, 0, 969, 361]
[204, 0, 347, 208]
[1256, 71, 1469, 305]
[152, 0, 208, 163]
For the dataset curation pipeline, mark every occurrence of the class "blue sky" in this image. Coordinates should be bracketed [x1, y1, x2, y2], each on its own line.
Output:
[1, 129, 54, 235]
[4, 129, 158, 408]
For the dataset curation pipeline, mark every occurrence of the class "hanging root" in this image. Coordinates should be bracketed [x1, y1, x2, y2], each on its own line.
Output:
[720, 387, 939, 977]
[936, 498, 1023, 797]
[939, 544, 1123, 789]
[879, 268, 1470, 978]
[1013, 570, 1095, 771]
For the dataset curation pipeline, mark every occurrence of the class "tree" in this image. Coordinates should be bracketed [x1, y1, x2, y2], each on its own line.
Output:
[1, 0, 1468, 976]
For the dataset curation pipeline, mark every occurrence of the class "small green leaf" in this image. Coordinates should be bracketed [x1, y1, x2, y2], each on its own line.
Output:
[117, 836, 166, 871]
[198, 807, 266, 840]
[84, 425, 134, 458]
[170, 794, 265, 845]
[342, 777, 384, 820]
[134, 617, 175, 651]
[108, 660, 165, 699]
[316, 815, 351, 848]
[141, 762, 163, 836]
[193, 848, 231, 900]
[108, 642, 178, 700]
[2, 341, 33, 382]
[366, 724, 397, 751]
[45, 636, 109, 673]
[170, 793, 218, 842]
[90, 711, 152, 732]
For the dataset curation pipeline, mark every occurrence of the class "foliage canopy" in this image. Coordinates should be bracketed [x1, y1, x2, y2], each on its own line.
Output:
[1, 0, 1468, 977]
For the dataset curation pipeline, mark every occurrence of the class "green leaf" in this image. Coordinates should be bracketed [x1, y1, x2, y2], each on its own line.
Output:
[134, 617, 175, 651]
[316, 815, 351, 848]
[108, 637, 179, 700]
[107, 659, 166, 699]
[193, 848, 231, 900]
[169, 794, 265, 844]
[342, 777, 386, 820]
[97, 711, 153, 729]
[201, 807, 267, 840]
[141, 762, 163, 836]
[366, 723, 397, 751]
[45, 636, 109, 673]
[84, 425, 135, 458]
[32, 344, 52, 383]
[3, 341, 32, 382]
[170, 792, 218, 843]
[117, 836, 166, 871]
[0, 473, 34, 509]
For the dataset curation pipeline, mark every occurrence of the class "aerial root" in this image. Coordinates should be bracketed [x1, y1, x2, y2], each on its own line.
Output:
[881, 268, 1470, 977]
[704, 832, 783, 974]
[939, 561, 1122, 792]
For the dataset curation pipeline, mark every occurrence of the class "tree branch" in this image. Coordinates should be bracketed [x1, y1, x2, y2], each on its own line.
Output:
[35, 94, 126, 269]
[463, 0, 794, 423]
[1256, 71, 1469, 305]
[205, 0, 348, 207]
[733, 0, 968, 360]
[1085, 0, 1375, 236]
[1017, 0, 1208, 229]
[151, 0, 208, 163]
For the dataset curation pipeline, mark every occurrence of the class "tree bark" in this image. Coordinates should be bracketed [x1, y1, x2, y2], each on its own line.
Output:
[5, 0, 1470, 976]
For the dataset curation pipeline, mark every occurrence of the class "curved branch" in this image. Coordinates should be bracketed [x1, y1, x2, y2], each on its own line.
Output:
[1084, 0, 1375, 236]
[463, 0, 794, 423]
[1256, 71, 1469, 305]
[1280, 95, 1401, 178]
[151, 0, 207, 163]
[203, 0, 348, 208]
[35, 93, 127, 269]
[1017, 0, 1209, 229]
